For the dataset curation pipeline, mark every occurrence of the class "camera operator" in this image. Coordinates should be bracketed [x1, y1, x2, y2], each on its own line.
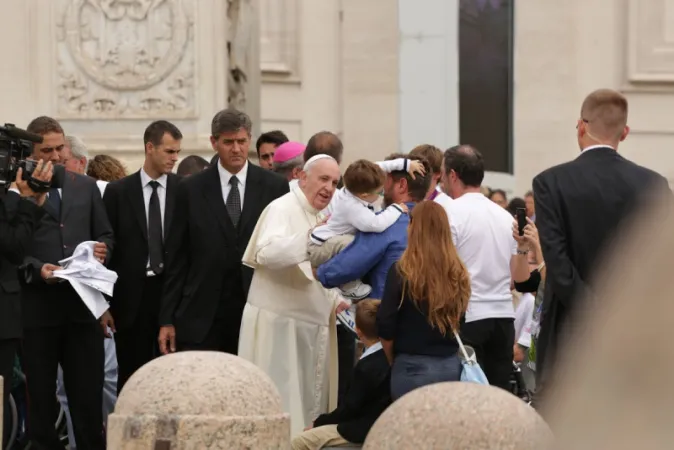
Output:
[19, 116, 113, 450]
[0, 161, 52, 448]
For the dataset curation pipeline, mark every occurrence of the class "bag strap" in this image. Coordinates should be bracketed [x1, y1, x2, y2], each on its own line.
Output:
[452, 328, 471, 362]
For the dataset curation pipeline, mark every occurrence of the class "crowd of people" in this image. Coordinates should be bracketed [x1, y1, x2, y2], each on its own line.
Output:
[0, 87, 669, 450]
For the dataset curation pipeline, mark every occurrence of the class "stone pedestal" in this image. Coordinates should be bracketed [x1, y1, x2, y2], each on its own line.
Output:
[107, 352, 290, 449]
[363, 382, 552, 449]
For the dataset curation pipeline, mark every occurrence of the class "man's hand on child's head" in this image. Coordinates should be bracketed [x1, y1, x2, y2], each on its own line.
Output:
[408, 160, 426, 180]
[398, 203, 409, 214]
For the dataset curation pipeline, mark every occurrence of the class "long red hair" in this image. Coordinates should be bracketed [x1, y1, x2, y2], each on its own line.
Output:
[397, 201, 471, 335]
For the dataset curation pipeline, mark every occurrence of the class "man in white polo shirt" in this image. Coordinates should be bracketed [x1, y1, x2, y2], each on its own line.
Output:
[441, 145, 530, 390]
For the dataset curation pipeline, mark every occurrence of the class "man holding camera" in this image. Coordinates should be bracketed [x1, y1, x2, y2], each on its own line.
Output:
[19, 116, 113, 450]
[0, 160, 52, 447]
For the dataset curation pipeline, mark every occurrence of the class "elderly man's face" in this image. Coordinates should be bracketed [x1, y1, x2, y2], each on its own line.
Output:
[61, 145, 86, 174]
[299, 159, 340, 210]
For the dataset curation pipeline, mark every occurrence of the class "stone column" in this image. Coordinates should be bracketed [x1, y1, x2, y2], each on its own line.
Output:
[107, 351, 290, 449]
[364, 382, 552, 449]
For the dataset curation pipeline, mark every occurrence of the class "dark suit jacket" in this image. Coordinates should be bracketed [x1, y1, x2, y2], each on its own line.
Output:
[159, 162, 289, 343]
[313, 349, 391, 443]
[0, 191, 45, 340]
[103, 171, 180, 329]
[20, 172, 114, 328]
[533, 146, 669, 384]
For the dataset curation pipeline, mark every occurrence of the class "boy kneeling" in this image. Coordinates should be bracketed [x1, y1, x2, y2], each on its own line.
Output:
[292, 300, 391, 450]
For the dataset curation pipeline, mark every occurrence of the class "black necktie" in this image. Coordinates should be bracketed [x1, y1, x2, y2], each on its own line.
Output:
[226, 176, 241, 228]
[148, 181, 164, 275]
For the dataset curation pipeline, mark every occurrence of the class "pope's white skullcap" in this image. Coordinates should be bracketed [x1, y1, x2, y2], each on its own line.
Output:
[303, 154, 337, 171]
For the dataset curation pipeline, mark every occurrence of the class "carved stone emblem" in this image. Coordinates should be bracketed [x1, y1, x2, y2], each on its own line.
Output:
[56, 0, 196, 119]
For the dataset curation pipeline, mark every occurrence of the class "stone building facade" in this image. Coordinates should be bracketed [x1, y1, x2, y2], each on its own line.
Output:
[1, 0, 672, 194]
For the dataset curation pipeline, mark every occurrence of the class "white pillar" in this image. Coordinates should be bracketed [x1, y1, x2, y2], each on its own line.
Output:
[397, 0, 459, 152]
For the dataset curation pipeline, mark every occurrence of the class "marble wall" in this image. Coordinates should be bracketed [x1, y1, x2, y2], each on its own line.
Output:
[514, 0, 674, 193]
[3, 0, 673, 189]
[0, 0, 241, 168]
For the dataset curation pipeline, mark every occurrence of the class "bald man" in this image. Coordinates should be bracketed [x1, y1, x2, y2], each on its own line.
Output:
[239, 155, 348, 436]
[532, 89, 670, 407]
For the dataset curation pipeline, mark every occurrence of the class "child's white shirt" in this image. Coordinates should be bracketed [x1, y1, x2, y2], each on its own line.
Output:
[310, 158, 411, 245]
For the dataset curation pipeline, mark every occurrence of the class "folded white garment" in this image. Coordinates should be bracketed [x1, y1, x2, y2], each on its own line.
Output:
[53, 241, 118, 319]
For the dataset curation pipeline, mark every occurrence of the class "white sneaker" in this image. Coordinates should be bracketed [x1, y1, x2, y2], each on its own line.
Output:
[339, 283, 372, 301]
[337, 308, 357, 335]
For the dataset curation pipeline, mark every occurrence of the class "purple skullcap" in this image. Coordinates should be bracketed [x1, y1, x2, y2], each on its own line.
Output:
[272, 141, 306, 163]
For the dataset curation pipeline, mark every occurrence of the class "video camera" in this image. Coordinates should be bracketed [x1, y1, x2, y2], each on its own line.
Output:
[0, 123, 63, 193]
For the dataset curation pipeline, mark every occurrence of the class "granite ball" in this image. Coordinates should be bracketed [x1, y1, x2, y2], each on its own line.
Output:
[364, 382, 552, 450]
[108, 351, 290, 449]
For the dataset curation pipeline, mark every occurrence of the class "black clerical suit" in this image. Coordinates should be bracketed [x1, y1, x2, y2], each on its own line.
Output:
[533, 146, 669, 401]
[104, 170, 180, 394]
[159, 162, 288, 352]
[20, 172, 114, 450]
[0, 190, 44, 447]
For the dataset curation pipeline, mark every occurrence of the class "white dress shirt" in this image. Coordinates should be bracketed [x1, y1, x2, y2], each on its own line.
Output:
[140, 169, 168, 273]
[581, 144, 614, 154]
[218, 160, 248, 208]
[139, 168, 167, 234]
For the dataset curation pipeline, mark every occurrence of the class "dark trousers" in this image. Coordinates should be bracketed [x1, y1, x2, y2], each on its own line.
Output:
[114, 276, 162, 395]
[178, 315, 242, 354]
[22, 323, 105, 450]
[461, 318, 515, 391]
[336, 325, 356, 405]
[0, 338, 18, 448]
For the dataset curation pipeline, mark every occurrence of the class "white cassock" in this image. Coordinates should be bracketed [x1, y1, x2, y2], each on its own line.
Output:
[239, 181, 340, 436]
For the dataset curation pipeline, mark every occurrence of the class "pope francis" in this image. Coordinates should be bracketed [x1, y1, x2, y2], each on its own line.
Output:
[239, 154, 347, 435]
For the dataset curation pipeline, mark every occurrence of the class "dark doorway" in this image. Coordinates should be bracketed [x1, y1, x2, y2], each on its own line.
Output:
[458, 0, 514, 173]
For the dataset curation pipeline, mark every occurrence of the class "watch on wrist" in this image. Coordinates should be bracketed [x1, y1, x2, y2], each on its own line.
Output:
[517, 248, 529, 255]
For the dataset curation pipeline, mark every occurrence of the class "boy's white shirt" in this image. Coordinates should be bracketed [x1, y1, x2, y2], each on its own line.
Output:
[311, 158, 410, 245]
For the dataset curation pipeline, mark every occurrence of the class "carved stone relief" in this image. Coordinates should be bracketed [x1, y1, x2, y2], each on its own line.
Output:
[227, 0, 254, 111]
[56, 0, 196, 119]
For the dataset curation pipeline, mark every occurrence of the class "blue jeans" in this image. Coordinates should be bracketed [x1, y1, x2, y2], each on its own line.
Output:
[391, 353, 462, 400]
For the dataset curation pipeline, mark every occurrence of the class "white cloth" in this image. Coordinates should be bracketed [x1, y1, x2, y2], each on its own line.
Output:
[310, 158, 410, 244]
[443, 193, 517, 322]
[239, 181, 341, 436]
[53, 241, 118, 319]
[218, 159, 248, 209]
[514, 293, 535, 346]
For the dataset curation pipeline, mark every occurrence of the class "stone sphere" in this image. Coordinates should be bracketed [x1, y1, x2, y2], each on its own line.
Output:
[364, 382, 553, 450]
[108, 351, 290, 449]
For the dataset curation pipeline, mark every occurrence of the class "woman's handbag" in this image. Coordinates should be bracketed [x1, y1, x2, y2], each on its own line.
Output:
[453, 330, 489, 385]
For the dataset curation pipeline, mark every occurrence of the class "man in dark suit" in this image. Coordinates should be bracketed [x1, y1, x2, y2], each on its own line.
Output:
[104, 120, 182, 394]
[158, 109, 288, 354]
[19, 116, 114, 450]
[0, 161, 51, 447]
[533, 89, 670, 406]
